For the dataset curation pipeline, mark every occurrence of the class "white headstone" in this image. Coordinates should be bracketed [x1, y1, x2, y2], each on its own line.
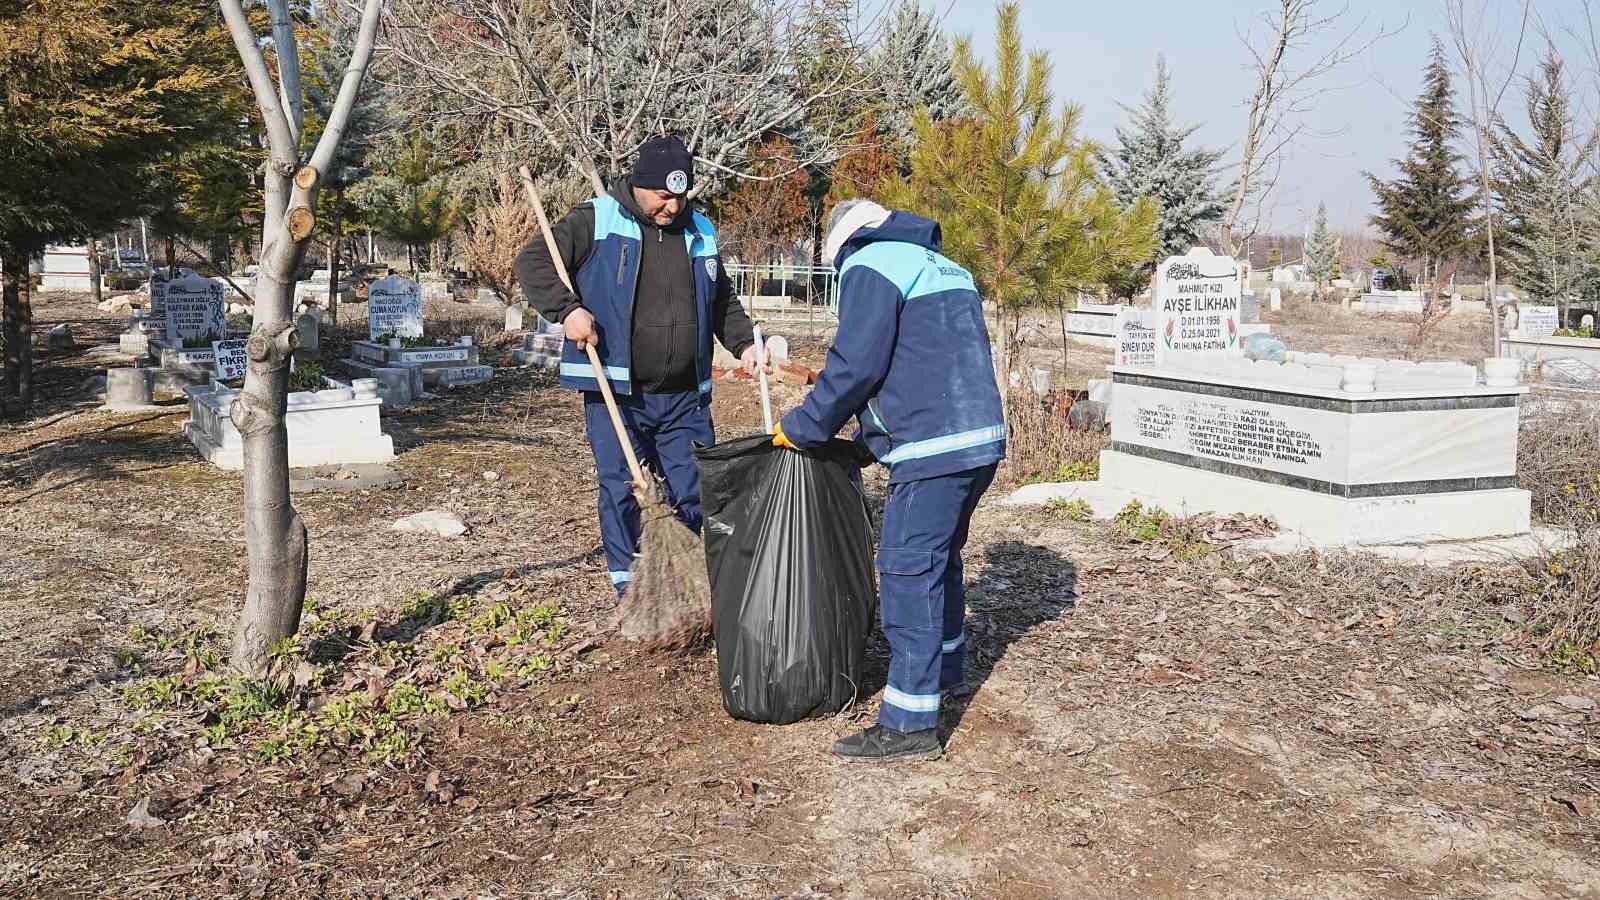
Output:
[212, 338, 249, 380]
[1503, 305, 1519, 333]
[1519, 305, 1558, 338]
[1269, 287, 1282, 312]
[163, 274, 226, 345]
[367, 275, 424, 340]
[1114, 307, 1157, 368]
[1582, 313, 1595, 333]
[1153, 247, 1242, 367]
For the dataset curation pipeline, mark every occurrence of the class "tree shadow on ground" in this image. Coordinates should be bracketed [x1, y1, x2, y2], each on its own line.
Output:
[854, 539, 1078, 737]
[1, 410, 192, 505]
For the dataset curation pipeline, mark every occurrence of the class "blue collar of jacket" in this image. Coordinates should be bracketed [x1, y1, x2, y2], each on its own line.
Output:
[832, 210, 943, 269]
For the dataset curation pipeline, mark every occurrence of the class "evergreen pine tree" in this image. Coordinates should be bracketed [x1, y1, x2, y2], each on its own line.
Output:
[882, 2, 1156, 404]
[0, 0, 241, 415]
[1489, 47, 1596, 316]
[1099, 55, 1224, 296]
[1303, 202, 1343, 300]
[1365, 39, 1475, 291]
[872, 0, 967, 161]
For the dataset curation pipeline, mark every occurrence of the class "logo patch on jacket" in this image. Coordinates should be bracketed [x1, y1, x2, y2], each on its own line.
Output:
[705, 258, 718, 280]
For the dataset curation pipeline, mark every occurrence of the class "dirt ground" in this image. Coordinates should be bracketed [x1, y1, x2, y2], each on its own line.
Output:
[1, 292, 1597, 898]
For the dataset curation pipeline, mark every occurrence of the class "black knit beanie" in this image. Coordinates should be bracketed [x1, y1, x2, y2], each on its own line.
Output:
[630, 134, 694, 195]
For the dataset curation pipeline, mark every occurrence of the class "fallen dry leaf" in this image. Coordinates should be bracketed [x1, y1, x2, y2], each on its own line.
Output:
[126, 797, 166, 829]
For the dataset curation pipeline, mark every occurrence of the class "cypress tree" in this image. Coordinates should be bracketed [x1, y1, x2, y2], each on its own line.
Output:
[1365, 38, 1475, 290]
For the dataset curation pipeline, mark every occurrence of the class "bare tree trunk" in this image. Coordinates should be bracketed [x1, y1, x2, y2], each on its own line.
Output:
[221, 0, 381, 676]
[229, 153, 310, 676]
[89, 238, 103, 305]
[1, 249, 34, 417]
[328, 184, 344, 327]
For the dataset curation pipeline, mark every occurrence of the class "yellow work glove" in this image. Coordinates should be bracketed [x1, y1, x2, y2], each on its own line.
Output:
[772, 421, 795, 449]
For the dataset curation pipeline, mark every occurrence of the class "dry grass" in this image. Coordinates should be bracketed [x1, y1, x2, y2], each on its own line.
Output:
[1514, 400, 1600, 662]
[1519, 397, 1600, 527]
[1263, 294, 1493, 361]
[1002, 392, 1108, 485]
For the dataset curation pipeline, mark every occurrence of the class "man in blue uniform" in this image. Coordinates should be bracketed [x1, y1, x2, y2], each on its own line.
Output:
[516, 135, 765, 598]
[773, 199, 1006, 761]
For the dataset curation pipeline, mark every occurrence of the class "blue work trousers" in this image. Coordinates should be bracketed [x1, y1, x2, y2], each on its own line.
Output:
[876, 464, 997, 733]
[583, 390, 714, 592]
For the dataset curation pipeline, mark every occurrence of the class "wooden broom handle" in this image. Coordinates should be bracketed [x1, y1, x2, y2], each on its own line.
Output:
[518, 166, 646, 490]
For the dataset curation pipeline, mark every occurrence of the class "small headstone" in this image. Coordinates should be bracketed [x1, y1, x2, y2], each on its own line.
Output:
[1153, 247, 1242, 367]
[296, 313, 320, 354]
[1270, 287, 1282, 312]
[504, 302, 525, 332]
[1519, 305, 1558, 338]
[474, 288, 500, 308]
[367, 275, 424, 340]
[1583, 314, 1595, 333]
[163, 274, 226, 345]
[212, 338, 249, 380]
[1241, 293, 1261, 323]
[1503, 305, 1519, 333]
[765, 334, 789, 362]
[1113, 307, 1156, 368]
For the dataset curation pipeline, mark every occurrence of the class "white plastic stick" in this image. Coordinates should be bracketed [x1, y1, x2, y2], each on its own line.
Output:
[753, 324, 773, 432]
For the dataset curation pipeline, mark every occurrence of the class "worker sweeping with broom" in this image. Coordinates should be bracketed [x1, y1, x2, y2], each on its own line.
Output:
[773, 199, 1006, 761]
[514, 135, 767, 625]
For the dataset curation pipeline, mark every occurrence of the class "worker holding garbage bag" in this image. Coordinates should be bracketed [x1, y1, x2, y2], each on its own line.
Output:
[773, 199, 1006, 762]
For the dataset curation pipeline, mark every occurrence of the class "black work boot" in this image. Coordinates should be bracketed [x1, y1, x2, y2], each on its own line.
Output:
[831, 724, 942, 762]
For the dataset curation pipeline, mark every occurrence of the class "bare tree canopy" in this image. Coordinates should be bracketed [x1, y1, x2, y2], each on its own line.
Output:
[1221, 0, 1397, 258]
[382, 0, 876, 196]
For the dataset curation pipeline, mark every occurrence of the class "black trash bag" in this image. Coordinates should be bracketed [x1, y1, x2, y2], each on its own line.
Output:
[694, 434, 876, 725]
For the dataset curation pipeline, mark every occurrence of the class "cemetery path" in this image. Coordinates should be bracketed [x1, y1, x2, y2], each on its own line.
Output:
[0, 319, 1596, 897]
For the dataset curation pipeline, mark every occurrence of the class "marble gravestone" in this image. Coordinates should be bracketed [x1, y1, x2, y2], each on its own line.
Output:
[1113, 307, 1157, 368]
[1096, 355, 1531, 546]
[1153, 247, 1242, 367]
[212, 338, 249, 380]
[163, 275, 226, 345]
[367, 275, 424, 340]
[1518, 305, 1559, 339]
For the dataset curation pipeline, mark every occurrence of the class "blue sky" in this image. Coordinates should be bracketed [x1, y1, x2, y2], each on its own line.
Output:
[933, 0, 1583, 234]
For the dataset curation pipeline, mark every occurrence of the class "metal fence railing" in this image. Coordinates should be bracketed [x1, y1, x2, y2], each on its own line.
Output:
[725, 262, 840, 326]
